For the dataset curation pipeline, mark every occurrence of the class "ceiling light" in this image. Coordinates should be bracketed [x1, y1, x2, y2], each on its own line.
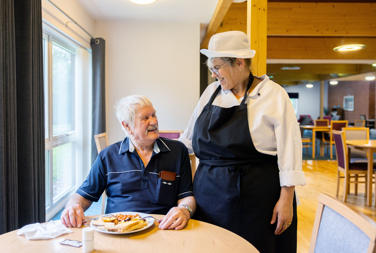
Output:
[306, 83, 314, 88]
[329, 80, 338, 85]
[372, 63, 376, 67]
[129, 0, 156, 5]
[365, 75, 375, 81]
[281, 66, 301, 70]
[333, 44, 365, 52]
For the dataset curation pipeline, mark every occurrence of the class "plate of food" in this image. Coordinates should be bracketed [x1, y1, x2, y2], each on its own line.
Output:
[90, 212, 155, 234]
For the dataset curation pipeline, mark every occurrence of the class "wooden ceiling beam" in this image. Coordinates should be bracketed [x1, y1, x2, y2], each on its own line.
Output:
[268, 2, 376, 37]
[200, 0, 233, 49]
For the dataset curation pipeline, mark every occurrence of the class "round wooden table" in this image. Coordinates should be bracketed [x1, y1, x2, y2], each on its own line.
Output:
[0, 215, 259, 253]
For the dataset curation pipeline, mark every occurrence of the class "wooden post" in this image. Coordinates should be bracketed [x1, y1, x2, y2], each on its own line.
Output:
[247, 0, 267, 76]
[320, 80, 324, 118]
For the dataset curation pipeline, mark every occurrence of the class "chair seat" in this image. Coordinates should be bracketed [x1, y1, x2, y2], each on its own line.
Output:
[348, 162, 376, 171]
[349, 147, 368, 159]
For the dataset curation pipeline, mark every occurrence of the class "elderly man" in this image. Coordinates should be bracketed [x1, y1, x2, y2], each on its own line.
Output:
[61, 95, 195, 230]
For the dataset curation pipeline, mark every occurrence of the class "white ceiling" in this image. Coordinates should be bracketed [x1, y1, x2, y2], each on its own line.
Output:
[78, 0, 218, 23]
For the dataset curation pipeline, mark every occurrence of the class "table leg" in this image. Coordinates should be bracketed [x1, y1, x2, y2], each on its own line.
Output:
[312, 129, 316, 159]
[367, 149, 373, 206]
[330, 131, 333, 159]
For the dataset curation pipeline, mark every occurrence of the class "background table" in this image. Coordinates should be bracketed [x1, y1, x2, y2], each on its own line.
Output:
[346, 140, 376, 206]
[0, 215, 259, 253]
[300, 125, 330, 158]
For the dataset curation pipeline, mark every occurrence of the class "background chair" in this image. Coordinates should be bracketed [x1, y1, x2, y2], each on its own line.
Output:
[314, 119, 330, 156]
[298, 114, 314, 125]
[343, 127, 369, 160]
[94, 132, 109, 214]
[332, 130, 371, 202]
[323, 120, 348, 159]
[159, 130, 197, 179]
[354, 120, 366, 127]
[314, 119, 329, 127]
[309, 193, 376, 253]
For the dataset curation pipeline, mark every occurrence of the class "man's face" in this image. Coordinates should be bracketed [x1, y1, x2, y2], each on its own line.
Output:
[126, 105, 159, 146]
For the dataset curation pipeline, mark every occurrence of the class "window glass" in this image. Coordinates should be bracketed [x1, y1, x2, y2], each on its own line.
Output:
[52, 42, 75, 136]
[52, 143, 74, 201]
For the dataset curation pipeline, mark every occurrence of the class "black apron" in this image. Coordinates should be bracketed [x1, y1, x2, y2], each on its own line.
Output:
[192, 75, 297, 253]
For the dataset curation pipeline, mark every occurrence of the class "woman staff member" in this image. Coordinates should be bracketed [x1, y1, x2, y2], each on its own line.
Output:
[180, 31, 305, 253]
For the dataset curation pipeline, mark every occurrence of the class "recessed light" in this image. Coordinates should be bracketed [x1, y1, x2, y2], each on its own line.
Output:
[306, 83, 314, 88]
[281, 66, 301, 70]
[365, 75, 375, 81]
[372, 63, 376, 67]
[130, 0, 157, 5]
[329, 80, 338, 85]
[333, 44, 365, 52]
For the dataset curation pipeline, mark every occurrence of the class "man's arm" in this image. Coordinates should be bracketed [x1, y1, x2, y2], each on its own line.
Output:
[61, 193, 92, 228]
[159, 196, 196, 230]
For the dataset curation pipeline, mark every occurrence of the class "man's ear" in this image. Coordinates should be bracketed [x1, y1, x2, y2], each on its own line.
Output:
[122, 121, 132, 135]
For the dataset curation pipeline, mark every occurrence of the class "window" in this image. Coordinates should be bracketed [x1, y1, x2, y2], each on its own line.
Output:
[43, 25, 92, 220]
[288, 92, 299, 116]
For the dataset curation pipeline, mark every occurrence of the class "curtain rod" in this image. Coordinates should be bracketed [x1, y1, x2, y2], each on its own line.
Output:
[47, 0, 94, 39]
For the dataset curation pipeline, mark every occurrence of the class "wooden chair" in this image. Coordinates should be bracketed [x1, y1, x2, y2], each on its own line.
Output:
[354, 120, 366, 127]
[343, 127, 369, 159]
[309, 194, 376, 253]
[332, 130, 372, 202]
[94, 132, 109, 214]
[159, 130, 197, 179]
[314, 119, 330, 156]
[324, 120, 348, 159]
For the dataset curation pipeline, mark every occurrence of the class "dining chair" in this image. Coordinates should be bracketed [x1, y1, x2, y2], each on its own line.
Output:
[158, 130, 197, 179]
[314, 119, 330, 156]
[94, 132, 109, 214]
[343, 127, 369, 159]
[309, 193, 376, 253]
[332, 130, 371, 202]
[323, 120, 348, 159]
[354, 120, 366, 127]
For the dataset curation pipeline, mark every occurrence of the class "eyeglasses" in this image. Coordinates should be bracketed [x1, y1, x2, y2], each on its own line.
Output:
[208, 62, 227, 75]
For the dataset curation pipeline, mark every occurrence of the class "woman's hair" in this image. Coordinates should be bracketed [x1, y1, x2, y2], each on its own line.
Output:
[207, 57, 251, 69]
[115, 95, 153, 135]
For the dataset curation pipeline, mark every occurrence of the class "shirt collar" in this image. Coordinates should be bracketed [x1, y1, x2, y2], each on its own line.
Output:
[118, 137, 171, 155]
[249, 74, 268, 98]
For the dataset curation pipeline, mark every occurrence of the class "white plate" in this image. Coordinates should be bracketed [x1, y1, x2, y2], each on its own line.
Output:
[90, 212, 155, 235]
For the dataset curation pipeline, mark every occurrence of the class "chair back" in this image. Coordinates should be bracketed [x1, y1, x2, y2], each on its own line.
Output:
[315, 119, 329, 127]
[158, 130, 197, 179]
[159, 130, 182, 140]
[309, 194, 376, 253]
[298, 114, 314, 125]
[354, 120, 366, 127]
[331, 120, 348, 131]
[333, 130, 347, 169]
[94, 133, 109, 153]
[94, 132, 109, 214]
[343, 127, 369, 141]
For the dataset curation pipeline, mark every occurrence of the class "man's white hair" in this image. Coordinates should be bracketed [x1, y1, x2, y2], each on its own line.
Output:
[115, 95, 153, 136]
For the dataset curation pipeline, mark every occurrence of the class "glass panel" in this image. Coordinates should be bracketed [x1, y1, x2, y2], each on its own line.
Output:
[52, 143, 74, 202]
[43, 37, 49, 139]
[52, 42, 75, 136]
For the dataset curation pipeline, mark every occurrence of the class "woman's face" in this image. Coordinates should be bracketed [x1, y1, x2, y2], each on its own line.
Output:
[209, 58, 241, 91]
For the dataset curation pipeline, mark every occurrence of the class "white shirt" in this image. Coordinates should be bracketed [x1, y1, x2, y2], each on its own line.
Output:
[180, 75, 305, 187]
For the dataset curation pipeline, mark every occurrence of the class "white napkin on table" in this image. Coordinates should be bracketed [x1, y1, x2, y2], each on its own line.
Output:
[17, 220, 72, 240]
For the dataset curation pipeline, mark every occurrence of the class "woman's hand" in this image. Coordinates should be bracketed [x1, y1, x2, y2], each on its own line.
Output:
[159, 206, 190, 230]
[270, 186, 294, 235]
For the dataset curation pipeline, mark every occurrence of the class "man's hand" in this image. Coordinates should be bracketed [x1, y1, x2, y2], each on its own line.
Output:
[61, 204, 85, 228]
[159, 206, 190, 230]
[60, 193, 92, 228]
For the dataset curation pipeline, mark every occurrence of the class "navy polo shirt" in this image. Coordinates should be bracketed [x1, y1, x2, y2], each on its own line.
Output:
[77, 137, 193, 214]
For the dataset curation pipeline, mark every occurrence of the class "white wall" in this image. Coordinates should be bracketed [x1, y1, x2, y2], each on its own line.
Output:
[95, 20, 200, 144]
[284, 82, 328, 120]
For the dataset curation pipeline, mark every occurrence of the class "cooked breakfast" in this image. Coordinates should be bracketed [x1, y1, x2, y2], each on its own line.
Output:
[92, 213, 148, 232]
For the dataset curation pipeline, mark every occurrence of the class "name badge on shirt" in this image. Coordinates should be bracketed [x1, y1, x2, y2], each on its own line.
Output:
[159, 171, 176, 181]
